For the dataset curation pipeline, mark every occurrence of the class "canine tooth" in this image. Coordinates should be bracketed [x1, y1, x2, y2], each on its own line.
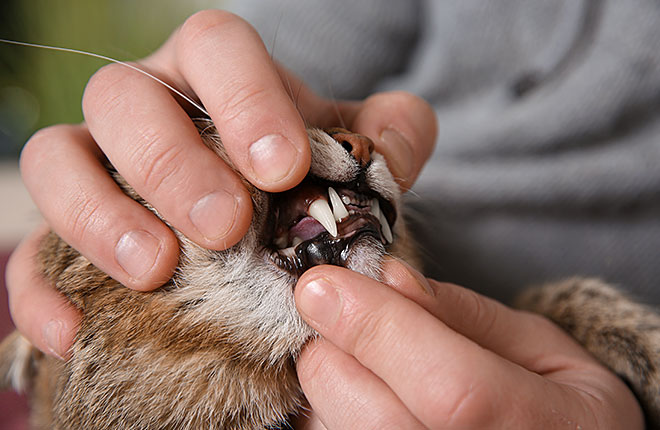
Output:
[292, 236, 304, 247]
[378, 211, 393, 243]
[308, 199, 338, 237]
[328, 187, 349, 221]
[370, 198, 381, 219]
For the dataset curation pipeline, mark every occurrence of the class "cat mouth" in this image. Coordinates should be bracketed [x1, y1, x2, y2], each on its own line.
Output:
[266, 177, 396, 276]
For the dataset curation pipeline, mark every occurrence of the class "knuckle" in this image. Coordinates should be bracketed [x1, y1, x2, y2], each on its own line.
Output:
[297, 344, 331, 385]
[129, 131, 188, 197]
[20, 126, 61, 172]
[179, 9, 251, 49]
[82, 63, 134, 120]
[439, 379, 498, 428]
[20, 125, 81, 182]
[20, 124, 73, 168]
[216, 82, 272, 124]
[461, 288, 500, 340]
[348, 305, 394, 360]
[61, 189, 105, 244]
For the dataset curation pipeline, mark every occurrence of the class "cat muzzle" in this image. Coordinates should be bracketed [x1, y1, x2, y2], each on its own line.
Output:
[267, 177, 395, 275]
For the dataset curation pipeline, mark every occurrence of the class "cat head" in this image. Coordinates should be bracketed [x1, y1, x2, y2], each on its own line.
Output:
[117, 120, 406, 365]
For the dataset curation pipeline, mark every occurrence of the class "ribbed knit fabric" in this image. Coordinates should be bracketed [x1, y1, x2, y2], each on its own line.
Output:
[229, 0, 660, 303]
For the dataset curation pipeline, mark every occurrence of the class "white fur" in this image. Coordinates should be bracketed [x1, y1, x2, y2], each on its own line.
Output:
[367, 152, 400, 204]
[8, 334, 33, 393]
[164, 127, 401, 364]
[307, 129, 360, 182]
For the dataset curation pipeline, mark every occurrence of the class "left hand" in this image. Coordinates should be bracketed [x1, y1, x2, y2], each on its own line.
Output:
[7, 9, 437, 361]
[293, 259, 644, 429]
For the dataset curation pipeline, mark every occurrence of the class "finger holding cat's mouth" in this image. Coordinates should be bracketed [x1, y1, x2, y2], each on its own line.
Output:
[266, 178, 395, 275]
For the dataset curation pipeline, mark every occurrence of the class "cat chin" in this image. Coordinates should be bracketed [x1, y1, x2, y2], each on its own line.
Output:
[173, 229, 387, 365]
[344, 235, 386, 281]
[0, 123, 419, 429]
[162, 125, 400, 364]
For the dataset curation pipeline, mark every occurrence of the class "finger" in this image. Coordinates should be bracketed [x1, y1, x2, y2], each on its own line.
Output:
[348, 92, 437, 190]
[82, 62, 253, 251]
[296, 338, 425, 430]
[5, 224, 81, 359]
[291, 412, 327, 430]
[287, 87, 437, 190]
[380, 260, 645, 427]
[171, 10, 311, 191]
[379, 259, 595, 371]
[295, 265, 614, 429]
[20, 124, 179, 290]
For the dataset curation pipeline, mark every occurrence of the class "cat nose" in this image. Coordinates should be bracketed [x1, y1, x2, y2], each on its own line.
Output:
[325, 128, 375, 168]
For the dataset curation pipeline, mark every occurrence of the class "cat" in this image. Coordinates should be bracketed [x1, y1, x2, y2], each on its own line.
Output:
[0, 122, 419, 429]
[0, 40, 659, 430]
[1, 119, 660, 428]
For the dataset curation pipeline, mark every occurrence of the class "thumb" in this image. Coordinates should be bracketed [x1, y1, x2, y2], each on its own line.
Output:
[279, 73, 437, 190]
[346, 91, 437, 190]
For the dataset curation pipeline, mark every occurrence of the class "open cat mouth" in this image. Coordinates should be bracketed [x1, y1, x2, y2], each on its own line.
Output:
[266, 177, 396, 275]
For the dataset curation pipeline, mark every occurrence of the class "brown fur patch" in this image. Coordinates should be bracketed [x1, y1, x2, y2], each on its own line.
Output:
[1, 124, 416, 429]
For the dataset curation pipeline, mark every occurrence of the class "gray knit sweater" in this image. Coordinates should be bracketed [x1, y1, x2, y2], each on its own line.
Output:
[228, 0, 660, 304]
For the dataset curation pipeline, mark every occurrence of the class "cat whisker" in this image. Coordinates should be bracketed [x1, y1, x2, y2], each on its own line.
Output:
[293, 79, 307, 127]
[325, 81, 347, 130]
[0, 38, 209, 118]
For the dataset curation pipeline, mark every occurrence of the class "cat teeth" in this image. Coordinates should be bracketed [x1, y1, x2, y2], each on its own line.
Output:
[379, 211, 393, 243]
[370, 198, 381, 219]
[290, 193, 390, 244]
[328, 187, 349, 221]
[308, 198, 338, 237]
[371, 198, 393, 243]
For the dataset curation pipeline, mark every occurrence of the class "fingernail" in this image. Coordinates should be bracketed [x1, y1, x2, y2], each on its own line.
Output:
[383, 258, 435, 297]
[379, 128, 414, 182]
[298, 278, 342, 327]
[43, 320, 66, 361]
[400, 260, 435, 296]
[115, 230, 162, 279]
[189, 190, 238, 241]
[249, 134, 300, 184]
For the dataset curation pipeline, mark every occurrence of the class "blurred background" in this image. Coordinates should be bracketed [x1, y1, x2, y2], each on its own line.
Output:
[0, 1, 216, 428]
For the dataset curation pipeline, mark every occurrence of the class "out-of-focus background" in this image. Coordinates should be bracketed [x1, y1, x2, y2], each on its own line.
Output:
[0, 1, 216, 428]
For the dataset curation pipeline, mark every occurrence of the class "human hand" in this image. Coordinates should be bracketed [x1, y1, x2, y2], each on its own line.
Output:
[6, 10, 437, 359]
[293, 260, 644, 429]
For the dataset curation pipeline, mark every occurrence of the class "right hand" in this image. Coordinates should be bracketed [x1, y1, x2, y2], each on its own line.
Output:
[5, 10, 437, 360]
[292, 261, 643, 429]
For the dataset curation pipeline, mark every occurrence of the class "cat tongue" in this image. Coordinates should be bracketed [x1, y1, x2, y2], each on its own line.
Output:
[289, 217, 327, 241]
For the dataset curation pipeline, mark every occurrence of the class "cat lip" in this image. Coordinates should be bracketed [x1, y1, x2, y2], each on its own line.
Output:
[267, 177, 396, 275]
[271, 223, 382, 275]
